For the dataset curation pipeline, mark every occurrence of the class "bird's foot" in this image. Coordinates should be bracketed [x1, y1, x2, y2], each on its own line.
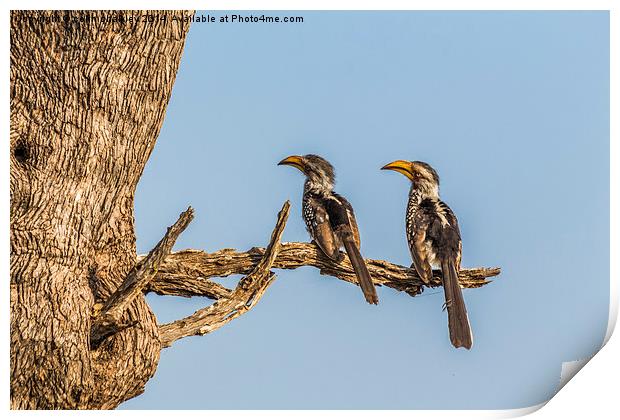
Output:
[441, 299, 453, 312]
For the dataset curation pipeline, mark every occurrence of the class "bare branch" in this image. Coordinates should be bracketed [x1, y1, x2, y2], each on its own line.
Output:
[146, 274, 232, 300]
[147, 243, 500, 300]
[147, 202, 499, 349]
[91, 207, 194, 348]
[158, 201, 290, 348]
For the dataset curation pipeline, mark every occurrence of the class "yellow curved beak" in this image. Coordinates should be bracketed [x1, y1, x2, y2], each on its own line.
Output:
[381, 160, 415, 180]
[278, 155, 305, 172]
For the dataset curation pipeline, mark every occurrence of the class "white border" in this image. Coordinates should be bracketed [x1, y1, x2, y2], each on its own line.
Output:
[2, 1, 616, 418]
[4, 1, 619, 11]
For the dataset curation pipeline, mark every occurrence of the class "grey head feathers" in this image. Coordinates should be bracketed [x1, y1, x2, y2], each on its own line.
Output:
[302, 154, 336, 192]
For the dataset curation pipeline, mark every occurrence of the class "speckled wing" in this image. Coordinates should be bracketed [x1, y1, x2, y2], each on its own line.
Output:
[324, 193, 378, 305]
[425, 199, 462, 265]
[303, 195, 340, 260]
[419, 198, 471, 349]
[409, 205, 434, 284]
[331, 193, 361, 247]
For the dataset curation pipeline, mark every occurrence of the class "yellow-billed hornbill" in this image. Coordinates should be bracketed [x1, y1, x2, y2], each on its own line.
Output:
[279, 154, 379, 305]
[382, 160, 472, 349]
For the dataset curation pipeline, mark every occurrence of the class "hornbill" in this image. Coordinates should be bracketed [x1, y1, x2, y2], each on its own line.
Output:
[382, 160, 472, 349]
[278, 154, 379, 305]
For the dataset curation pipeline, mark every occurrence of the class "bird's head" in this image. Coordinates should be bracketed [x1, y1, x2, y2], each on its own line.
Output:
[381, 160, 440, 197]
[278, 154, 335, 192]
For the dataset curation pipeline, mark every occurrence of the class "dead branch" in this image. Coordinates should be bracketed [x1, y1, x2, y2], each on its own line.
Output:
[142, 201, 499, 349]
[91, 207, 194, 348]
[146, 243, 500, 300]
[158, 201, 290, 348]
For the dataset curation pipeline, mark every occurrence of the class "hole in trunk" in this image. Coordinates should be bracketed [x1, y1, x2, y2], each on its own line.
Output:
[13, 141, 30, 163]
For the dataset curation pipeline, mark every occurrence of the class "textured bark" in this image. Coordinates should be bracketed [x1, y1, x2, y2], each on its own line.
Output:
[91, 207, 194, 348]
[155, 221, 499, 347]
[10, 9, 502, 410]
[146, 243, 500, 300]
[159, 201, 291, 348]
[10, 10, 193, 409]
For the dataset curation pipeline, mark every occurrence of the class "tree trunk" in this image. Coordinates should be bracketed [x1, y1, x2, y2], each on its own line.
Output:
[10, 10, 193, 409]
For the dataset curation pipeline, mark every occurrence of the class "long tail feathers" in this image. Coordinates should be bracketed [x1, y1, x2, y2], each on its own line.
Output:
[342, 237, 379, 305]
[441, 260, 473, 349]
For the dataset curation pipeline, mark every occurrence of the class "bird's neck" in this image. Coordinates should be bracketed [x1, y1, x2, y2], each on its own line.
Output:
[304, 178, 333, 196]
[409, 183, 439, 204]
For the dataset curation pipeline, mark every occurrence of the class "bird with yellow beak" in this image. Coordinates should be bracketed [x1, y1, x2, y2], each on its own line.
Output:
[278, 154, 379, 305]
[382, 160, 473, 349]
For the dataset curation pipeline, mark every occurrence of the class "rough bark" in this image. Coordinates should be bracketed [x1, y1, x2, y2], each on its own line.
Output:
[10, 10, 193, 409]
[153, 233, 499, 347]
[146, 244, 499, 300]
[10, 10, 501, 410]
[159, 201, 291, 348]
[91, 207, 194, 349]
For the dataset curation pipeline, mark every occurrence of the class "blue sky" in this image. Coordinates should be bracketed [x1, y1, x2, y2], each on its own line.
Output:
[122, 11, 609, 409]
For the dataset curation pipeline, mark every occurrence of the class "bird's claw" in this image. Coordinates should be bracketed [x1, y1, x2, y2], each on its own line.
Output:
[442, 299, 452, 312]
